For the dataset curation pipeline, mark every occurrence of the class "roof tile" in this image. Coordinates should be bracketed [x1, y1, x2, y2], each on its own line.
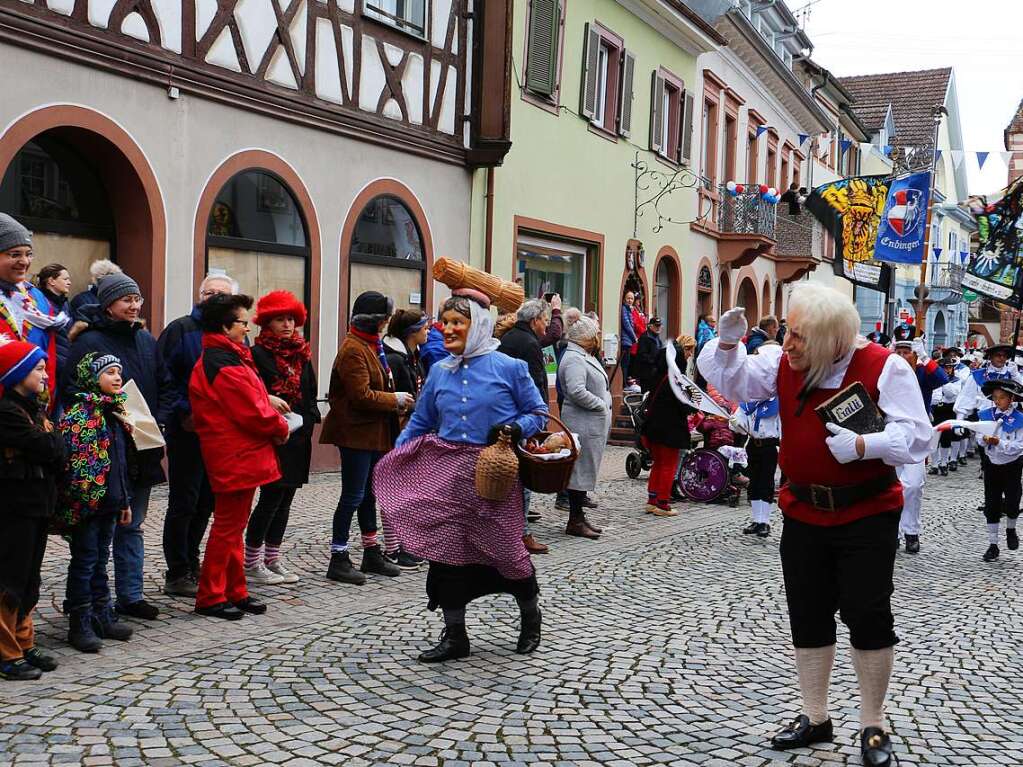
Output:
[838, 67, 951, 148]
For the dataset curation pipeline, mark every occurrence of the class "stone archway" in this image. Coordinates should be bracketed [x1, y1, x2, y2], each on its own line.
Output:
[0, 105, 166, 329]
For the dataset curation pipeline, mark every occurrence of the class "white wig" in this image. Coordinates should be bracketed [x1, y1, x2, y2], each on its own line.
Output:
[786, 282, 860, 391]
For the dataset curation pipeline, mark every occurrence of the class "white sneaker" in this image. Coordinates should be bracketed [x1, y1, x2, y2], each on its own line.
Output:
[245, 563, 285, 586]
[265, 560, 300, 584]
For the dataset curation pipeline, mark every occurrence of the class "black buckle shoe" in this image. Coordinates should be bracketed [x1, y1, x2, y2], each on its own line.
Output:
[948, 461, 958, 472]
[233, 597, 267, 615]
[418, 625, 470, 663]
[516, 608, 542, 655]
[742, 521, 760, 535]
[756, 523, 771, 538]
[983, 544, 1000, 562]
[904, 534, 920, 554]
[939, 465, 948, 476]
[860, 727, 893, 766]
[1008, 528, 1019, 550]
[770, 714, 834, 750]
[195, 602, 245, 620]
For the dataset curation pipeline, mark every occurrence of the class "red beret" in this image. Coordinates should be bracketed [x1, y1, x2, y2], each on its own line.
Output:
[253, 290, 307, 327]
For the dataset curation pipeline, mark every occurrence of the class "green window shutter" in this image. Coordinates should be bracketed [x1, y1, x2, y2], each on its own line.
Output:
[580, 23, 600, 121]
[681, 90, 695, 165]
[525, 0, 561, 97]
[617, 49, 636, 137]
[650, 72, 665, 154]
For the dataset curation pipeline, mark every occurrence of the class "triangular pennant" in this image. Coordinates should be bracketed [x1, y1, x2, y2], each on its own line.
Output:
[934, 149, 942, 163]
[1002, 151, 1015, 164]
[840, 139, 852, 155]
[951, 149, 964, 168]
[932, 246, 942, 260]
[883, 145, 894, 157]
[756, 126, 768, 139]
[960, 250, 969, 263]
[977, 151, 990, 169]
[798, 133, 809, 145]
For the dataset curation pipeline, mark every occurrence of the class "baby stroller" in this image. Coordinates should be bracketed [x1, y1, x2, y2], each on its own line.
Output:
[623, 392, 735, 504]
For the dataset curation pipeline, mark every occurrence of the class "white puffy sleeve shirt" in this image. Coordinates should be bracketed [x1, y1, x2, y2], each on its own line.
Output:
[697, 338, 932, 467]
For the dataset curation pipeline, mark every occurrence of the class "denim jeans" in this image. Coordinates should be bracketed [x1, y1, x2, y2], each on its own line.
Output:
[66, 514, 117, 611]
[331, 448, 381, 551]
[114, 483, 152, 606]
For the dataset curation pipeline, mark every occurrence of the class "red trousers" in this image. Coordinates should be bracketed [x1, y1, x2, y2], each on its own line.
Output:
[196, 488, 256, 609]
[644, 438, 680, 503]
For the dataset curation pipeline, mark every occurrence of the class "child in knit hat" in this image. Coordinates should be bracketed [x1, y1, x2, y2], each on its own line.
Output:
[58, 352, 136, 653]
[0, 337, 65, 681]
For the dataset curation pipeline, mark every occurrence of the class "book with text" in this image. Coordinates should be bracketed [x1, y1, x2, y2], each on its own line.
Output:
[814, 382, 886, 435]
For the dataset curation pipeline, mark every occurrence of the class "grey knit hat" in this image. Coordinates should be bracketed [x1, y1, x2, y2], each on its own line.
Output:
[0, 213, 32, 253]
[96, 273, 141, 308]
[90, 353, 122, 379]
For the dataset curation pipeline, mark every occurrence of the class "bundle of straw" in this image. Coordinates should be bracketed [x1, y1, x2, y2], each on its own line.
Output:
[433, 257, 525, 313]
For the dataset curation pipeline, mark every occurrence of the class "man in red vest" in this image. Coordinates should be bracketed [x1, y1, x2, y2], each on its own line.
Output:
[697, 283, 931, 767]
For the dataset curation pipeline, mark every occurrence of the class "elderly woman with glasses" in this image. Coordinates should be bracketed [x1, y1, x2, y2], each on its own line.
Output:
[188, 294, 290, 621]
[63, 272, 175, 622]
[374, 289, 548, 664]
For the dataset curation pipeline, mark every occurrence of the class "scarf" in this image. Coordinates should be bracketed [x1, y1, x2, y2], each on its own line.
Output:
[351, 327, 391, 375]
[256, 329, 311, 403]
[439, 299, 500, 371]
[57, 354, 128, 527]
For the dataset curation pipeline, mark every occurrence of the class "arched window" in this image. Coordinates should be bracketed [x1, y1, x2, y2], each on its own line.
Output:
[0, 134, 115, 287]
[348, 195, 426, 313]
[718, 270, 731, 314]
[206, 170, 310, 318]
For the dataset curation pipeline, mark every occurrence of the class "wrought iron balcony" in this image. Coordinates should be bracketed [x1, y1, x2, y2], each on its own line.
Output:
[925, 263, 964, 305]
[717, 188, 777, 237]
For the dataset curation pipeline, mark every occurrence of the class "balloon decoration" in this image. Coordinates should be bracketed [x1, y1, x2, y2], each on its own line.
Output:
[724, 181, 752, 198]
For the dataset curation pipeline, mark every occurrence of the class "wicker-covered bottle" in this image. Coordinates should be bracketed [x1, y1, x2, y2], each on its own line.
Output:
[475, 428, 519, 500]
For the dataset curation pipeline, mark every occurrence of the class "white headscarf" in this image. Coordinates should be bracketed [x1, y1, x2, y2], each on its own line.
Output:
[439, 297, 500, 370]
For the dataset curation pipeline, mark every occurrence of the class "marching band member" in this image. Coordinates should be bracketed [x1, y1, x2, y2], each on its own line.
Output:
[976, 379, 1023, 562]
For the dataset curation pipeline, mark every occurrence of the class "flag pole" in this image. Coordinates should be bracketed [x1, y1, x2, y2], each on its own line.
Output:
[915, 105, 948, 338]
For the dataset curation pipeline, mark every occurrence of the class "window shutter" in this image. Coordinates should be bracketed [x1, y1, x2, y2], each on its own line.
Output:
[617, 49, 636, 137]
[650, 72, 665, 154]
[681, 90, 695, 165]
[525, 0, 561, 97]
[580, 23, 600, 121]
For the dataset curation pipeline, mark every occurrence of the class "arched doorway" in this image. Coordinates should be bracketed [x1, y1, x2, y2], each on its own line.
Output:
[932, 310, 947, 349]
[204, 169, 311, 335]
[719, 270, 731, 315]
[775, 283, 784, 319]
[762, 280, 772, 318]
[0, 106, 165, 328]
[348, 194, 426, 315]
[653, 247, 681, 339]
[737, 277, 759, 326]
[696, 263, 713, 332]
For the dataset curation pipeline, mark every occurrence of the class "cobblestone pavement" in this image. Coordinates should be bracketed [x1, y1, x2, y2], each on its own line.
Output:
[1, 448, 1019, 766]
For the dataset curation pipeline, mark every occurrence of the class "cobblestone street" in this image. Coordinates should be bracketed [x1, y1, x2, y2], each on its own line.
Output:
[1, 448, 1019, 766]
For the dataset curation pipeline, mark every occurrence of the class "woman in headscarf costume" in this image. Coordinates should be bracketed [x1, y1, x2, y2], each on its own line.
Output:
[374, 289, 548, 663]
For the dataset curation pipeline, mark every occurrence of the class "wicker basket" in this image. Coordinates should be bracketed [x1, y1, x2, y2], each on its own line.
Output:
[475, 429, 520, 501]
[515, 412, 579, 494]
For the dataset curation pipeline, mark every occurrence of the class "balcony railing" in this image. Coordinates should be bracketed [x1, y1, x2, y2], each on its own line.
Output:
[926, 263, 964, 305]
[717, 188, 776, 237]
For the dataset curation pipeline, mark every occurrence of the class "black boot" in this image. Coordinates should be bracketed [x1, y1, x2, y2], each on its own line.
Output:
[360, 545, 401, 577]
[516, 607, 542, 654]
[860, 727, 893, 766]
[67, 607, 103, 653]
[92, 604, 133, 642]
[418, 624, 470, 663]
[770, 714, 834, 750]
[326, 552, 367, 585]
[1008, 528, 1020, 550]
[904, 534, 920, 554]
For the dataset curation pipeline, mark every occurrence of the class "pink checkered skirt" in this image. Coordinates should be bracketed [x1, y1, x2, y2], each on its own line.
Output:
[374, 435, 534, 581]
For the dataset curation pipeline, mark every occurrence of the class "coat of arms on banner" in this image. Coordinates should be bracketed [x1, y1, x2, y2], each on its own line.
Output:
[884, 188, 924, 237]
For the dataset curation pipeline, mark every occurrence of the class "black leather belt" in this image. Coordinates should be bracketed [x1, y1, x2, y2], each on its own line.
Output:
[748, 437, 780, 448]
[788, 469, 899, 512]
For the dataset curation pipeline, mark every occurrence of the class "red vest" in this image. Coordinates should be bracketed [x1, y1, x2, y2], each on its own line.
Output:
[777, 342, 902, 526]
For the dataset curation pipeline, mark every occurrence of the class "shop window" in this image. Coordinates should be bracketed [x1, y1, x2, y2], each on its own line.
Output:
[0, 135, 115, 289]
[364, 0, 427, 38]
[516, 234, 598, 315]
[206, 169, 309, 326]
[580, 23, 633, 137]
[524, 0, 565, 101]
[349, 195, 426, 314]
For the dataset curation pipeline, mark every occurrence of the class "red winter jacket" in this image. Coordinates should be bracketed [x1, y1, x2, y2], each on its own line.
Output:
[189, 333, 289, 493]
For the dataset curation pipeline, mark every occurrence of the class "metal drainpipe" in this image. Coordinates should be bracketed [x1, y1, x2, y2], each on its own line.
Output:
[484, 167, 495, 274]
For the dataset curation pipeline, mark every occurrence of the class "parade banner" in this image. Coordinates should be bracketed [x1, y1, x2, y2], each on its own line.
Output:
[961, 177, 1023, 308]
[873, 172, 932, 265]
[804, 175, 892, 292]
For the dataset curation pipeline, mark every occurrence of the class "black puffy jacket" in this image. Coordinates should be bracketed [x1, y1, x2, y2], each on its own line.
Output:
[0, 390, 65, 518]
[498, 321, 549, 405]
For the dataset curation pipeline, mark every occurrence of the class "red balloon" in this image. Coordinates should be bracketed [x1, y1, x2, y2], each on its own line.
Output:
[759, 184, 769, 194]
[735, 184, 745, 194]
